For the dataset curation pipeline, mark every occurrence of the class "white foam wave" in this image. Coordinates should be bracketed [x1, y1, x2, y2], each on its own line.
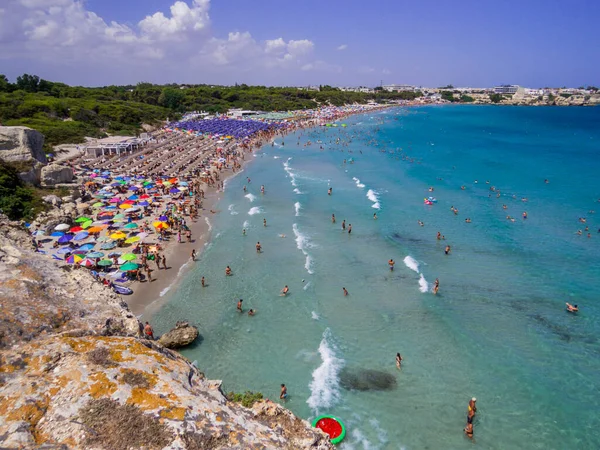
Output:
[273, 155, 280, 159]
[367, 189, 381, 209]
[242, 220, 250, 229]
[306, 329, 343, 411]
[403, 255, 419, 273]
[159, 285, 171, 297]
[353, 177, 365, 189]
[294, 202, 301, 216]
[204, 217, 212, 231]
[305, 255, 314, 274]
[311, 310, 319, 320]
[293, 188, 302, 195]
[228, 204, 238, 215]
[292, 223, 314, 274]
[304, 281, 312, 291]
[419, 274, 430, 293]
[248, 206, 263, 215]
[283, 158, 298, 187]
[245, 193, 256, 202]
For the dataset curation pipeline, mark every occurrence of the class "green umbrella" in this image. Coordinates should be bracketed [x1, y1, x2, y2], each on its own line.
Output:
[124, 223, 139, 229]
[97, 259, 113, 266]
[120, 262, 139, 271]
[113, 214, 126, 220]
[121, 253, 137, 261]
[80, 220, 93, 229]
[92, 202, 104, 208]
[76, 216, 91, 223]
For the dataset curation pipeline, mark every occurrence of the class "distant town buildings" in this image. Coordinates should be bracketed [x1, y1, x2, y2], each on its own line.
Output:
[382, 84, 418, 92]
[493, 85, 520, 94]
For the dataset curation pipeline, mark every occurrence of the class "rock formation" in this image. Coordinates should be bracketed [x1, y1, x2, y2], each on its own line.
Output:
[0, 216, 333, 449]
[41, 163, 74, 186]
[158, 321, 199, 348]
[0, 126, 46, 165]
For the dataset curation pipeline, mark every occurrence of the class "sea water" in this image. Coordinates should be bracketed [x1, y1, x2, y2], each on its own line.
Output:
[151, 106, 600, 449]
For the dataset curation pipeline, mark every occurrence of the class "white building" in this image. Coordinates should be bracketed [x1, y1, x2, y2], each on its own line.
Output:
[383, 84, 417, 92]
[227, 108, 259, 119]
[493, 85, 520, 94]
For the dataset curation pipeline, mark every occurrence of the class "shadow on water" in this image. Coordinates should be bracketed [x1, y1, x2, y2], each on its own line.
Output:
[339, 368, 397, 392]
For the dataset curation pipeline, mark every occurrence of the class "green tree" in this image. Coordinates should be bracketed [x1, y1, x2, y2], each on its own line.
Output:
[158, 88, 185, 110]
[0, 74, 11, 92]
[16, 74, 41, 92]
[489, 93, 504, 103]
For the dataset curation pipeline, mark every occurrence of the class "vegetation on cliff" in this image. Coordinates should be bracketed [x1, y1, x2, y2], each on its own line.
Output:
[0, 73, 420, 149]
[0, 160, 45, 220]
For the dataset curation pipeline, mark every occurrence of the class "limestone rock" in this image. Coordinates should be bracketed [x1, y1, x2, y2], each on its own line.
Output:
[0, 126, 46, 165]
[42, 194, 62, 206]
[41, 163, 74, 186]
[158, 321, 199, 348]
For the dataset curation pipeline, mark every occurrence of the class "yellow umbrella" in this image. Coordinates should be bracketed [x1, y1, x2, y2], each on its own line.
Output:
[153, 222, 169, 229]
[119, 203, 132, 210]
[80, 220, 93, 229]
[124, 236, 141, 244]
[110, 232, 127, 240]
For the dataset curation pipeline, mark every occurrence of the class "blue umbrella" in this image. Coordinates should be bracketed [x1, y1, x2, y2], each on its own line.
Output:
[74, 231, 89, 241]
[128, 195, 139, 200]
[58, 235, 74, 243]
[87, 251, 105, 258]
[138, 201, 149, 206]
[128, 186, 139, 191]
[78, 243, 96, 251]
[51, 231, 65, 237]
[101, 242, 117, 250]
[57, 247, 72, 254]
[169, 188, 180, 194]
[159, 215, 168, 221]
[102, 171, 110, 175]
[179, 181, 189, 186]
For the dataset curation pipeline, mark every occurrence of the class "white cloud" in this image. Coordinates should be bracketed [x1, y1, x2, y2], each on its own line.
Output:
[337, 44, 347, 51]
[0, 0, 325, 84]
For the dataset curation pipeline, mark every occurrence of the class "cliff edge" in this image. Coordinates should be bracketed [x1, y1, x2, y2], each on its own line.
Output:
[0, 216, 333, 449]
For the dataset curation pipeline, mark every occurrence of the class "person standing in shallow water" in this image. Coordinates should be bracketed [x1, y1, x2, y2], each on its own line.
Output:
[396, 353, 403, 369]
[280, 384, 288, 399]
[341, 220, 346, 230]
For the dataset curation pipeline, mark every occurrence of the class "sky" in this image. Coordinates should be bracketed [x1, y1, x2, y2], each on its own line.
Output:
[1, 0, 599, 87]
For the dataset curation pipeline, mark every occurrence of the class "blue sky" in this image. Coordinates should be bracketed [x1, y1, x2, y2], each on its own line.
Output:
[1, 0, 598, 87]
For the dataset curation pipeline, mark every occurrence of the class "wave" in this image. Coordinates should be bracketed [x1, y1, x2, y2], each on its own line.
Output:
[293, 188, 302, 195]
[245, 193, 256, 202]
[294, 202, 301, 217]
[306, 328, 343, 411]
[228, 204, 238, 215]
[292, 223, 314, 274]
[353, 177, 365, 189]
[248, 206, 263, 216]
[403, 256, 419, 273]
[242, 220, 250, 229]
[304, 281, 312, 291]
[273, 155, 280, 159]
[159, 285, 171, 297]
[367, 189, 381, 209]
[311, 310, 319, 320]
[204, 217, 212, 231]
[283, 158, 298, 187]
[419, 274, 430, 293]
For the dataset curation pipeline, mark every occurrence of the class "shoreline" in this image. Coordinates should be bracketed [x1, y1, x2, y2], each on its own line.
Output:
[130, 105, 392, 318]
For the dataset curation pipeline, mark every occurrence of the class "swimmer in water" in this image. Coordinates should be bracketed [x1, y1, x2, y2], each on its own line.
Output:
[433, 278, 439, 294]
[248, 309, 255, 316]
[242, 228, 246, 235]
[201, 276, 206, 287]
[445, 245, 451, 255]
[225, 265, 232, 276]
[237, 299, 243, 312]
[418, 220, 424, 227]
[523, 212, 528, 219]
[343, 287, 349, 296]
[465, 218, 472, 223]
[256, 241, 261, 253]
[373, 213, 378, 220]
[280, 285, 289, 296]
[566, 302, 578, 313]
[328, 187, 332, 196]
[279, 234, 286, 238]
[396, 353, 403, 369]
[263, 218, 267, 227]
[243, 185, 247, 192]
[389, 259, 395, 271]
[437, 232, 441, 240]
[332, 214, 336, 223]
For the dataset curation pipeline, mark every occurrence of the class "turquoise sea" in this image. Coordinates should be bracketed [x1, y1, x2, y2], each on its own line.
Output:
[151, 105, 600, 449]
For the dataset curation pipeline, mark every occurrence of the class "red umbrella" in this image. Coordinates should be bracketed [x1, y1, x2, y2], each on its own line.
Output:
[70, 226, 83, 233]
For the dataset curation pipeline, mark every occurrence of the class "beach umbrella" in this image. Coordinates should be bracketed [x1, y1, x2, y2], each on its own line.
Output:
[87, 226, 105, 233]
[113, 213, 126, 220]
[69, 226, 83, 233]
[153, 222, 169, 229]
[138, 201, 150, 206]
[109, 197, 120, 203]
[87, 251, 105, 258]
[108, 252, 121, 257]
[124, 236, 140, 244]
[140, 194, 150, 199]
[179, 181, 188, 186]
[100, 242, 117, 250]
[78, 243, 96, 251]
[128, 186, 139, 191]
[120, 262, 139, 271]
[57, 247, 73, 254]
[128, 195, 139, 201]
[32, 230, 46, 236]
[124, 223, 139, 229]
[92, 202, 105, 208]
[71, 249, 88, 255]
[54, 223, 70, 231]
[97, 259, 113, 267]
[58, 234, 74, 243]
[120, 253, 137, 261]
[73, 231, 89, 241]
[119, 203, 132, 210]
[75, 216, 90, 223]
[110, 232, 127, 240]
[169, 188, 180, 194]
[79, 258, 96, 268]
[158, 215, 168, 222]
[80, 221, 93, 229]
[67, 254, 83, 264]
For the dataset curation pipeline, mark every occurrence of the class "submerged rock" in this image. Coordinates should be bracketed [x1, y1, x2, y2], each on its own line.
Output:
[158, 321, 199, 348]
[339, 367, 397, 391]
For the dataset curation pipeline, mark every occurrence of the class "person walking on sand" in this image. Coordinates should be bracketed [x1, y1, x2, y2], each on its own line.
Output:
[280, 384, 288, 399]
[177, 231, 181, 243]
[144, 322, 154, 340]
[237, 299, 243, 312]
[396, 352, 403, 369]
[155, 254, 162, 270]
[162, 255, 167, 269]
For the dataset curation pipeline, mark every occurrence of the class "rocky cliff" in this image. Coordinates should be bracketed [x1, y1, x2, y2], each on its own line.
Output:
[0, 217, 333, 449]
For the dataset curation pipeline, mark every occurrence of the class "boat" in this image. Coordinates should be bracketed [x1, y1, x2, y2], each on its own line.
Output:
[113, 284, 133, 295]
[312, 415, 346, 445]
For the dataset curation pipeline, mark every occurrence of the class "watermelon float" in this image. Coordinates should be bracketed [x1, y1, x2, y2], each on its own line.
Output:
[312, 415, 346, 445]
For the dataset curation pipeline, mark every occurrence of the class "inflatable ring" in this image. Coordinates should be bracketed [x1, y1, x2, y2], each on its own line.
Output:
[312, 415, 346, 445]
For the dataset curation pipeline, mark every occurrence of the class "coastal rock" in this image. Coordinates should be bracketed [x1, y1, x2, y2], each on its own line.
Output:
[0, 126, 46, 165]
[42, 194, 62, 206]
[0, 218, 333, 449]
[40, 163, 74, 186]
[158, 321, 199, 348]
